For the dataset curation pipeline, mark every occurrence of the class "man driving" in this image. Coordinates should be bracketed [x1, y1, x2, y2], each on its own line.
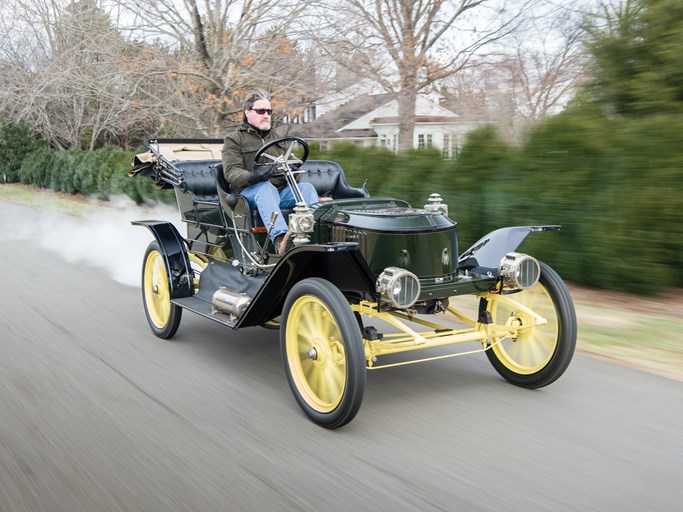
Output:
[221, 91, 318, 255]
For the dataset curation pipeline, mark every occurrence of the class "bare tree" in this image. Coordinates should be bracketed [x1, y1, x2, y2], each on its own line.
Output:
[310, 0, 530, 151]
[438, 5, 589, 143]
[0, 0, 591, 149]
[497, 11, 589, 140]
[116, 0, 318, 136]
[0, 0, 154, 149]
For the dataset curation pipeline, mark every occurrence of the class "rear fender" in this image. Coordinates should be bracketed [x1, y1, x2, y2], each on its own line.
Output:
[132, 220, 194, 298]
[458, 225, 560, 269]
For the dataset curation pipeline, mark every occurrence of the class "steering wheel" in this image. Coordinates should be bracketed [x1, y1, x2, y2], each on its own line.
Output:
[253, 136, 309, 172]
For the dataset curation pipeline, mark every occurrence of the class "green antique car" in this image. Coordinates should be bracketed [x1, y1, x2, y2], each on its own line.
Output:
[130, 137, 576, 428]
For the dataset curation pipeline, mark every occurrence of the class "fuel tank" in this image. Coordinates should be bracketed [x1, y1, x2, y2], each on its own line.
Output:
[313, 198, 458, 279]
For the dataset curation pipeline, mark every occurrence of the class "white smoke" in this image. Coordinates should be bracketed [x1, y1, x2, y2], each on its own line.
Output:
[0, 196, 184, 287]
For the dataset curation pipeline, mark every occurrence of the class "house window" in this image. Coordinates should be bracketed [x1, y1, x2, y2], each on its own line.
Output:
[303, 106, 316, 123]
[442, 133, 458, 159]
[392, 134, 398, 153]
[418, 134, 433, 150]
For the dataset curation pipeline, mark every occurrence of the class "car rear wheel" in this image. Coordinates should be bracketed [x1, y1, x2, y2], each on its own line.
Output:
[142, 241, 182, 339]
[484, 262, 576, 388]
[281, 278, 366, 428]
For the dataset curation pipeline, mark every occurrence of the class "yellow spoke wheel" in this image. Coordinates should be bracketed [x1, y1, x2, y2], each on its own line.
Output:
[142, 242, 182, 339]
[485, 262, 576, 388]
[281, 278, 365, 428]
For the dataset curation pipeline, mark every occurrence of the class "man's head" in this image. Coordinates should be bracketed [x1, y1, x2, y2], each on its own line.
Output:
[243, 91, 272, 131]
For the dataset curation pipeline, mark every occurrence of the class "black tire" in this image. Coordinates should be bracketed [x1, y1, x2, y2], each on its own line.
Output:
[281, 278, 366, 428]
[141, 241, 182, 339]
[484, 261, 576, 388]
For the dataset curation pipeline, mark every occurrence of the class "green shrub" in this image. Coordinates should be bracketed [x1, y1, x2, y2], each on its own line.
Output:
[0, 123, 44, 182]
[18, 148, 55, 188]
[72, 151, 99, 195]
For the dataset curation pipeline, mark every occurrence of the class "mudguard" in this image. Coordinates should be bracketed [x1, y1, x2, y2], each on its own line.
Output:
[132, 220, 194, 298]
[237, 243, 376, 328]
[458, 225, 560, 269]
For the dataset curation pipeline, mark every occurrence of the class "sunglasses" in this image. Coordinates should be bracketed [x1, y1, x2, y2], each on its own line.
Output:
[250, 108, 273, 115]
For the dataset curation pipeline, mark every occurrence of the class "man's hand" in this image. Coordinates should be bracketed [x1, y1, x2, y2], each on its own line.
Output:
[288, 159, 303, 171]
[247, 164, 278, 185]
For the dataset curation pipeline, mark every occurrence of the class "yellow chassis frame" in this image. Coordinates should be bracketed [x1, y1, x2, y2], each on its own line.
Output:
[351, 294, 548, 370]
[190, 252, 550, 370]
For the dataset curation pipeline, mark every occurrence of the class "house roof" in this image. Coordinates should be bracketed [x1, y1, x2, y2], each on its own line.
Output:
[280, 92, 464, 142]
[281, 93, 391, 140]
[338, 96, 459, 133]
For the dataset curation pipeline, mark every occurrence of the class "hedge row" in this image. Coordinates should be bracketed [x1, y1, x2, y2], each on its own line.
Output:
[2, 113, 682, 294]
[0, 128, 173, 205]
[311, 115, 683, 294]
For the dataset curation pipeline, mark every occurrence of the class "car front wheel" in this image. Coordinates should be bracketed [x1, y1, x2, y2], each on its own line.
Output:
[484, 261, 576, 388]
[281, 278, 366, 428]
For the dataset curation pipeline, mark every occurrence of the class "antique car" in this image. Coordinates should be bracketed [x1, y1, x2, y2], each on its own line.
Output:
[129, 137, 577, 428]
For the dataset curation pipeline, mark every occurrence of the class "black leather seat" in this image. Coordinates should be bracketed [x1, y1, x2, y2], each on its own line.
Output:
[210, 160, 368, 201]
[212, 162, 238, 210]
[174, 160, 220, 202]
[207, 160, 368, 230]
[298, 160, 369, 199]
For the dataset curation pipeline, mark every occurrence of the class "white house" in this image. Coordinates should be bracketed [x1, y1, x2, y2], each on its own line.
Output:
[282, 90, 482, 158]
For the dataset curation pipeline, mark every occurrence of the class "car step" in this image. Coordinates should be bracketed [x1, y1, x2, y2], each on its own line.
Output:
[171, 296, 237, 328]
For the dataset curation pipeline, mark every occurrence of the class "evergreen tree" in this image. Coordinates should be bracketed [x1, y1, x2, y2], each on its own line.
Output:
[584, 0, 683, 116]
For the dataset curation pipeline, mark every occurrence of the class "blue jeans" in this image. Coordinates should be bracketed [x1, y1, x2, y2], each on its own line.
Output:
[240, 181, 319, 242]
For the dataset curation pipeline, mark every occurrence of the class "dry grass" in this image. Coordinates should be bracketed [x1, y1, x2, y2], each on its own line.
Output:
[0, 182, 104, 216]
[570, 285, 683, 381]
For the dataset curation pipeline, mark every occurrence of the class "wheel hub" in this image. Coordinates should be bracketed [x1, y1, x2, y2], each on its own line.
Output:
[305, 339, 345, 367]
[506, 311, 527, 341]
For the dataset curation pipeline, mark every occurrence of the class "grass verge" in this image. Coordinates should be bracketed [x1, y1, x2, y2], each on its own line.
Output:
[0, 182, 103, 216]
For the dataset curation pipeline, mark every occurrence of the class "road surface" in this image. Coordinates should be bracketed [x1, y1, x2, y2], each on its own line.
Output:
[1, 199, 681, 512]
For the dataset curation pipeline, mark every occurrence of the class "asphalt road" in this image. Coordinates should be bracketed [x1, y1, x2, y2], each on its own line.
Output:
[1, 199, 682, 512]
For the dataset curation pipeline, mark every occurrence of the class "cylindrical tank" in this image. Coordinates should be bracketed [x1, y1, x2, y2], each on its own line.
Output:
[212, 288, 251, 317]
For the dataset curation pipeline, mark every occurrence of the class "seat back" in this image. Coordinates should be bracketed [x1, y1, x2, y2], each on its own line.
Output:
[174, 160, 220, 202]
[211, 162, 239, 211]
[299, 160, 369, 199]
[209, 160, 368, 230]
[211, 158, 367, 202]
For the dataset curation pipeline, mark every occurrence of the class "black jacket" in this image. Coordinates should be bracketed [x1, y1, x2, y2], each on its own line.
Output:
[221, 123, 288, 194]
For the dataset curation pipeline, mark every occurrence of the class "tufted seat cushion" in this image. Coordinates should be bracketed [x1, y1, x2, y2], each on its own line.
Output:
[175, 160, 220, 202]
[209, 160, 368, 231]
[299, 160, 369, 199]
[208, 160, 368, 200]
[173, 159, 368, 229]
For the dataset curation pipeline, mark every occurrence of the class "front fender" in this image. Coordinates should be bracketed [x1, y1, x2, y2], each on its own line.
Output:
[132, 220, 194, 298]
[237, 243, 376, 328]
[458, 225, 560, 269]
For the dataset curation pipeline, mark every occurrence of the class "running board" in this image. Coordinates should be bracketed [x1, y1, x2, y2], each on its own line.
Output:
[171, 296, 237, 328]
